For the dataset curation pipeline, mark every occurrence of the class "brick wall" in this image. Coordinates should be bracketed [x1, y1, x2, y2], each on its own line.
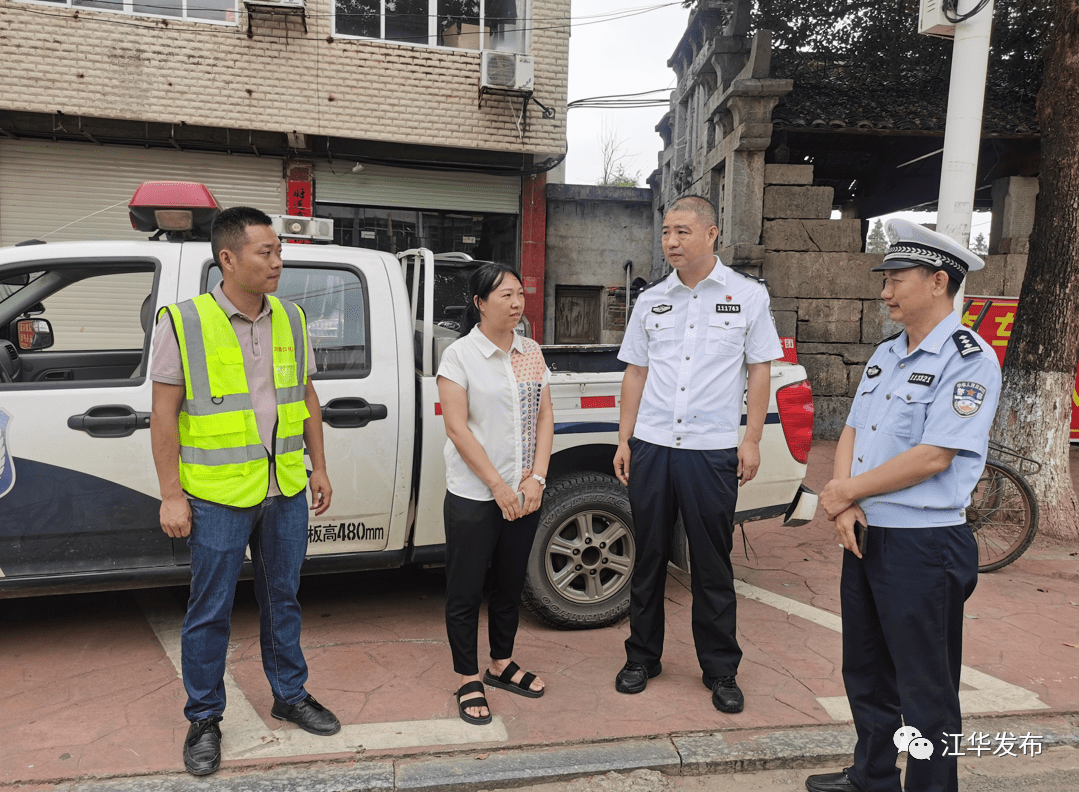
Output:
[0, 0, 567, 155]
[760, 164, 1027, 439]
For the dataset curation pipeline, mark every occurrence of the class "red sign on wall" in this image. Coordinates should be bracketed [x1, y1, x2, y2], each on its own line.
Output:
[962, 296, 1079, 442]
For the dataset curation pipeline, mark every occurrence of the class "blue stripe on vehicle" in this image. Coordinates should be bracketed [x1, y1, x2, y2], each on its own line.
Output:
[742, 413, 782, 426]
[554, 414, 781, 435]
[554, 422, 620, 435]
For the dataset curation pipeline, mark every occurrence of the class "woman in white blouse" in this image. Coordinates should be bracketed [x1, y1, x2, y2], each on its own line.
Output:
[436, 262, 555, 725]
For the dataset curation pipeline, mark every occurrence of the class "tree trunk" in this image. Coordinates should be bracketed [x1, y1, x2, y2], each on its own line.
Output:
[995, 0, 1079, 541]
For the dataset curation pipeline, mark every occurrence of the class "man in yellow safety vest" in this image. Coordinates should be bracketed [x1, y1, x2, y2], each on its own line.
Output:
[150, 207, 338, 776]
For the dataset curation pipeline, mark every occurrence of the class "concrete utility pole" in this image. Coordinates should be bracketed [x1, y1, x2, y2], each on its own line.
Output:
[934, 0, 995, 309]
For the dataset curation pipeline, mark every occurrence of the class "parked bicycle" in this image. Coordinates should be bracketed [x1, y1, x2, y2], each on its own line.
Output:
[967, 440, 1040, 572]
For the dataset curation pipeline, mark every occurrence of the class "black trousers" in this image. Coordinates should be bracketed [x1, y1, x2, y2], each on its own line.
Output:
[625, 439, 741, 677]
[443, 491, 541, 676]
[842, 524, 978, 792]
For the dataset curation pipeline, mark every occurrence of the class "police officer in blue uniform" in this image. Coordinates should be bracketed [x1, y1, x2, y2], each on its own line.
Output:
[805, 220, 1001, 792]
[613, 195, 783, 712]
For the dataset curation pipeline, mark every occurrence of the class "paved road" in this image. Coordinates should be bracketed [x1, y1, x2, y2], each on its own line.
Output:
[2, 442, 1077, 788]
[512, 749, 1079, 792]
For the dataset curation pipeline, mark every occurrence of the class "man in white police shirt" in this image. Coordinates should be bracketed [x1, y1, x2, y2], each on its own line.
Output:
[805, 219, 1001, 792]
[613, 195, 783, 713]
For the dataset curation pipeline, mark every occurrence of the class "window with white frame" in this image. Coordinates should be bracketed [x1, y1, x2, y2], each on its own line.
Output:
[29, 0, 236, 24]
[335, 0, 528, 53]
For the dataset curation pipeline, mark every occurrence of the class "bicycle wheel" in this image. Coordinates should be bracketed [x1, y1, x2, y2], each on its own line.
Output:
[967, 459, 1039, 572]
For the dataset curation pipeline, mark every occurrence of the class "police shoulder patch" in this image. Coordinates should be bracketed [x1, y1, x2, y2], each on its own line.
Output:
[952, 329, 983, 357]
[952, 381, 987, 417]
[730, 267, 767, 285]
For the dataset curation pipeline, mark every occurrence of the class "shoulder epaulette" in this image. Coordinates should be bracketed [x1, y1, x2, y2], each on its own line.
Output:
[638, 277, 667, 294]
[731, 267, 767, 285]
[876, 330, 902, 346]
[952, 329, 983, 357]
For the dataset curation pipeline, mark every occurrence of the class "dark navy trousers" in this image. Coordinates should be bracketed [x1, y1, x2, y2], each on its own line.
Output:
[624, 438, 742, 678]
[842, 524, 978, 792]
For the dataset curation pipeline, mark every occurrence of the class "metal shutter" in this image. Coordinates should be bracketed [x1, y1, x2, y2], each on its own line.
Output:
[313, 162, 520, 214]
[0, 139, 285, 245]
[0, 140, 285, 351]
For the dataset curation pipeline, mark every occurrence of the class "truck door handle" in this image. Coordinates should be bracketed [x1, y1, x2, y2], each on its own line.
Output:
[43, 370, 74, 380]
[322, 398, 388, 429]
[67, 404, 151, 438]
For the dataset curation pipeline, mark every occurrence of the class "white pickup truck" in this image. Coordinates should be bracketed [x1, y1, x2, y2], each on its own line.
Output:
[0, 188, 817, 629]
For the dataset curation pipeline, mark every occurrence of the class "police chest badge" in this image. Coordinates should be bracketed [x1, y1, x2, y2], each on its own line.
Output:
[0, 409, 14, 499]
[952, 381, 987, 417]
[866, 365, 881, 378]
[651, 304, 673, 314]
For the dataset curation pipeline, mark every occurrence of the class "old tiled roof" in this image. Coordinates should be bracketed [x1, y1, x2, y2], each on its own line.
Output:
[770, 57, 1040, 137]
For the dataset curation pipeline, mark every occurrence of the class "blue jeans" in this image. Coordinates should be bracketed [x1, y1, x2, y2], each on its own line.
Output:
[182, 493, 310, 722]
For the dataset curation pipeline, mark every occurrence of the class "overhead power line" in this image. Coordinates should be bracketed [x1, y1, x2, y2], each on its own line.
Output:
[568, 89, 673, 110]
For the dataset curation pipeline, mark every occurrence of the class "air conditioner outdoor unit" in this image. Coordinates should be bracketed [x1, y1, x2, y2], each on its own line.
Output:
[271, 215, 333, 242]
[918, 0, 956, 37]
[245, 0, 304, 8]
[480, 51, 535, 92]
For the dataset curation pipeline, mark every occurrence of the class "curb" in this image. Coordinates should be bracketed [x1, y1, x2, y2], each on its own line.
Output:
[56, 713, 1079, 792]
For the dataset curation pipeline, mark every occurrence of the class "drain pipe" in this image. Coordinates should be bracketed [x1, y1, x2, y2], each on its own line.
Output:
[623, 259, 634, 327]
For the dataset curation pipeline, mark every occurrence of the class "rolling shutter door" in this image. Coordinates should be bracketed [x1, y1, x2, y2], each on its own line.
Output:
[0, 139, 285, 245]
[313, 162, 520, 214]
[0, 140, 285, 351]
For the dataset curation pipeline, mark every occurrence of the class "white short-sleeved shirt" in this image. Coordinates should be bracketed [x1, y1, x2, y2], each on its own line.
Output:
[618, 257, 783, 450]
[846, 313, 1001, 527]
[437, 326, 551, 501]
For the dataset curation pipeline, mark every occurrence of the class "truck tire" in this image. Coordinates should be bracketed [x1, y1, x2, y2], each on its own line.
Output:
[522, 473, 635, 630]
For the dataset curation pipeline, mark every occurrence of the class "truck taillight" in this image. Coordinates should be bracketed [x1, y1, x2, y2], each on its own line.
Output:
[776, 379, 814, 464]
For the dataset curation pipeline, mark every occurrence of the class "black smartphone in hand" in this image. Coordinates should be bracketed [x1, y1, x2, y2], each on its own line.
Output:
[853, 521, 868, 555]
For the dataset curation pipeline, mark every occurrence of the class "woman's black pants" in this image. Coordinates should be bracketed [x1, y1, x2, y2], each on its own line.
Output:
[444, 491, 542, 676]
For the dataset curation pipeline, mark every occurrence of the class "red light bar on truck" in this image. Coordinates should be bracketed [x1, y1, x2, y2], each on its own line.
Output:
[128, 181, 220, 239]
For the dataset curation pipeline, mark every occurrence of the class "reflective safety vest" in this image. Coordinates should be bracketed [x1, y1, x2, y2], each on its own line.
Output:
[162, 292, 310, 507]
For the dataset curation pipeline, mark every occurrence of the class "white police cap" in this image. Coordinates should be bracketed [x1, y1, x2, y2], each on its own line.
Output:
[871, 218, 985, 283]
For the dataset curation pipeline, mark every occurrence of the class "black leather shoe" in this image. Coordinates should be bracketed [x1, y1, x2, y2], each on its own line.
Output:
[270, 694, 341, 735]
[710, 675, 744, 713]
[615, 660, 662, 693]
[183, 715, 222, 776]
[805, 768, 865, 792]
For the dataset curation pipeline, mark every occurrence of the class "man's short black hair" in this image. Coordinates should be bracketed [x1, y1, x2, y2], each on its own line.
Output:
[667, 195, 718, 229]
[211, 206, 273, 263]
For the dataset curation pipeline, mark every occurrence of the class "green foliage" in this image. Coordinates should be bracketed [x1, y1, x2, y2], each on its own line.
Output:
[971, 232, 988, 256]
[866, 219, 887, 254]
[755, 0, 1052, 97]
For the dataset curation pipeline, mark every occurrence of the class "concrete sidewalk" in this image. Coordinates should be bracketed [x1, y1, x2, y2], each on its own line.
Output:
[3, 442, 1078, 790]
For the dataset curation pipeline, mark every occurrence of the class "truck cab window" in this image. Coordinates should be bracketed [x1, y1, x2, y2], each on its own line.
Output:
[0, 265, 156, 385]
[206, 265, 369, 377]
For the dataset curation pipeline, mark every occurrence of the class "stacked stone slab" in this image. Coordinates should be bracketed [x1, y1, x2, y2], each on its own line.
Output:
[759, 163, 1029, 438]
[759, 164, 889, 438]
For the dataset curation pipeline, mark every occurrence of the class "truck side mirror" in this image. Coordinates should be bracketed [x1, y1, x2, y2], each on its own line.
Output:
[12, 317, 53, 351]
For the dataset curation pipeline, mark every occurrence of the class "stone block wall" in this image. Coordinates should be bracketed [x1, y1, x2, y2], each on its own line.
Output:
[758, 166, 1029, 439]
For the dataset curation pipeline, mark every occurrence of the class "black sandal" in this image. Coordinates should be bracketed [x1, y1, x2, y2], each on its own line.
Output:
[483, 661, 544, 698]
[456, 680, 492, 725]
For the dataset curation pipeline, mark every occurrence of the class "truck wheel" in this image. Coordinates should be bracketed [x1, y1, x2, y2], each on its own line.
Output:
[522, 473, 635, 630]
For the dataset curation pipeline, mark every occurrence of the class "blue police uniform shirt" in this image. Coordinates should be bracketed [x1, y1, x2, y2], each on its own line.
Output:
[847, 312, 1001, 527]
[618, 257, 783, 450]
